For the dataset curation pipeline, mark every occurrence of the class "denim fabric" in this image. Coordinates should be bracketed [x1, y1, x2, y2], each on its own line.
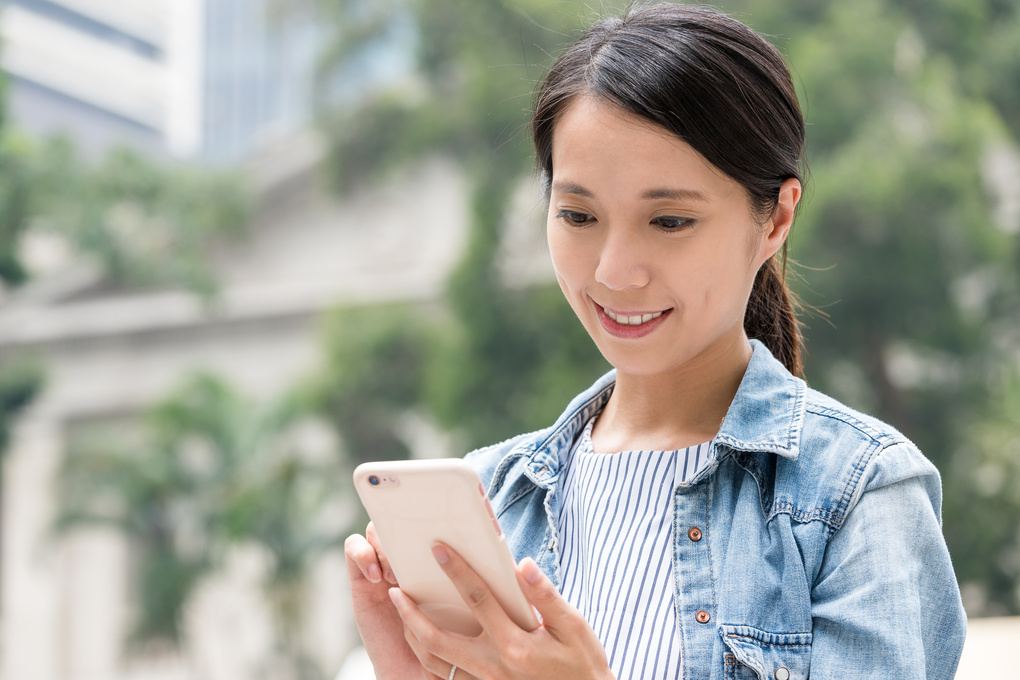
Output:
[465, 340, 966, 680]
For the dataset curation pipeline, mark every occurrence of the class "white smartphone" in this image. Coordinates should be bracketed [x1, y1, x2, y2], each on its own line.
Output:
[353, 458, 539, 635]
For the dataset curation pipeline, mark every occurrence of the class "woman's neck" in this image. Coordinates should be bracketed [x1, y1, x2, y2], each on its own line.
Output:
[590, 335, 753, 453]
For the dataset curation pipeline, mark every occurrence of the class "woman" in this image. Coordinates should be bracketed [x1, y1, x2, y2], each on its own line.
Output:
[345, 4, 967, 679]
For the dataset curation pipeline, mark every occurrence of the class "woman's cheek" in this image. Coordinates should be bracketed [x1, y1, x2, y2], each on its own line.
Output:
[548, 230, 577, 287]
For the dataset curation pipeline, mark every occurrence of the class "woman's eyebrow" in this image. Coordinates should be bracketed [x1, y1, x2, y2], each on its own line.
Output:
[550, 182, 708, 203]
[642, 187, 709, 202]
[551, 181, 594, 197]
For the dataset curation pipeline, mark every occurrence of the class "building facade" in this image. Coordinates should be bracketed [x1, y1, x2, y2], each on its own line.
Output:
[0, 0, 318, 161]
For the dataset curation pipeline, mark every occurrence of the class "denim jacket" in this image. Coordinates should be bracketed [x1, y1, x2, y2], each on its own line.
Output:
[465, 340, 966, 680]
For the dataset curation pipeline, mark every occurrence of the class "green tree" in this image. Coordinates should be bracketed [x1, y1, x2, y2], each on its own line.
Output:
[59, 373, 344, 678]
[304, 0, 610, 462]
[0, 28, 250, 296]
[951, 368, 1020, 615]
[0, 356, 43, 456]
[0, 136, 251, 297]
[722, 0, 1020, 612]
[304, 0, 1020, 613]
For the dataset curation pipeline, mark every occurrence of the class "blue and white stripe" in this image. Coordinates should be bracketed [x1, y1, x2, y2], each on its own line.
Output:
[557, 418, 711, 680]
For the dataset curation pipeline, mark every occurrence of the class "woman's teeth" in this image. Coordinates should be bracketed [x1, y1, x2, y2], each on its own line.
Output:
[605, 309, 663, 325]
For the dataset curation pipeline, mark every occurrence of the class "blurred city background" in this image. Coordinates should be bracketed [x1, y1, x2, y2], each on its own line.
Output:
[0, 0, 1017, 679]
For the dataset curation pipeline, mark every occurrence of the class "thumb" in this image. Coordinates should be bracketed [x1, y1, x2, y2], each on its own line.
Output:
[517, 557, 579, 636]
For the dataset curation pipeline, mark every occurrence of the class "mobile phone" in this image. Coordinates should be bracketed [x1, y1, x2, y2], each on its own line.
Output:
[353, 458, 539, 635]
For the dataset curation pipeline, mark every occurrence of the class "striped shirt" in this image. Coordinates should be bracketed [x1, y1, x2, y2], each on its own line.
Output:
[556, 418, 712, 680]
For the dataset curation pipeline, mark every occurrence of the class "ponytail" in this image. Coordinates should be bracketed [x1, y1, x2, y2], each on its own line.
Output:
[745, 245, 803, 378]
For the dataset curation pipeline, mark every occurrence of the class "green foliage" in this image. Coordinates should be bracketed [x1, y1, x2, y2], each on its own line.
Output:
[0, 28, 251, 296]
[59, 373, 343, 669]
[311, 281, 605, 461]
[426, 281, 608, 447]
[306, 0, 612, 458]
[428, 161, 610, 446]
[311, 0, 628, 193]
[320, 95, 459, 189]
[305, 0, 1020, 615]
[724, 0, 1020, 611]
[0, 135, 252, 296]
[58, 412, 214, 644]
[945, 368, 1020, 615]
[0, 135, 33, 285]
[0, 355, 45, 455]
[310, 303, 434, 462]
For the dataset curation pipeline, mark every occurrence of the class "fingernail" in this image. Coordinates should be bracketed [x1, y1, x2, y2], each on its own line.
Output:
[432, 544, 450, 565]
[520, 557, 542, 585]
[385, 569, 397, 584]
[388, 588, 401, 607]
[367, 563, 382, 583]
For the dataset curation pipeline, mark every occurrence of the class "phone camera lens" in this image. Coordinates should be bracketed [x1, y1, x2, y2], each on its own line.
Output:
[368, 475, 380, 486]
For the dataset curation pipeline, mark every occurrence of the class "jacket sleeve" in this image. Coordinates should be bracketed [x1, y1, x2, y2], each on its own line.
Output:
[808, 443, 967, 679]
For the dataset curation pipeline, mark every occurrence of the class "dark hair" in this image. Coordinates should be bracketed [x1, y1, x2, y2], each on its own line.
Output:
[531, 3, 806, 376]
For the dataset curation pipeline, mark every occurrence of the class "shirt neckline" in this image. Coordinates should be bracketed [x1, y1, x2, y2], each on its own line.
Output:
[577, 417, 713, 457]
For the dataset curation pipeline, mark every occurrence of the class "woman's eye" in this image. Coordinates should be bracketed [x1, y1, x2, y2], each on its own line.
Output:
[653, 216, 695, 231]
[556, 210, 594, 226]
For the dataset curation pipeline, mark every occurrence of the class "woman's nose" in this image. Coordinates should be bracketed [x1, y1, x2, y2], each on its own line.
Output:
[594, 226, 651, 291]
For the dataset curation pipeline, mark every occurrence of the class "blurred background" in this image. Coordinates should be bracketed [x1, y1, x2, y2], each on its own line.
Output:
[0, 0, 1017, 678]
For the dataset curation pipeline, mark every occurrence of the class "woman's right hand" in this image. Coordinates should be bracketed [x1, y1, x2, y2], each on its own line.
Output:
[345, 522, 424, 679]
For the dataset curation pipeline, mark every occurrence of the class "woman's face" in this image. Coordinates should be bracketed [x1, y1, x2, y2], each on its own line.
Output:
[546, 97, 793, 378]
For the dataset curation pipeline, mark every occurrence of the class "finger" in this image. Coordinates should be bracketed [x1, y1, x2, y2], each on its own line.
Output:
[431, 543, 509, 629]
[403, 623, 456, 680]
[398, 592, 487, 680]
[390, 587, 473, 680]
[344, 533, 383, 584]
[516, 557, 584, 638]
[366, 521, 398, 585]
[390, 587, 448, 647]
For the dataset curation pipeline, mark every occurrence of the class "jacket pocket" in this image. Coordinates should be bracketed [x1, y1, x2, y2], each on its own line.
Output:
[720, 624, 812, 680]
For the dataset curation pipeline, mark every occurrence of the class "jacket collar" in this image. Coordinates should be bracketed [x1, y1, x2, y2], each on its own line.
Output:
[522, 340, 805, 483]
[522, 372, 615, 485]
[714, 339, 805, 461]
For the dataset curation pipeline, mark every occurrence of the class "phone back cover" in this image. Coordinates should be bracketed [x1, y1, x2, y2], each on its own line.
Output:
[354, 459, 537, 634]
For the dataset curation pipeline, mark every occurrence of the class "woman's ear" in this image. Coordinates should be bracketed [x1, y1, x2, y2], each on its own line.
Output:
[758, 178, 801, 264]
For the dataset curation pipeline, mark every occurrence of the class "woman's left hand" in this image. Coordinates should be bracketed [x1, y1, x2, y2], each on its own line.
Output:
[387, 543, 615, 680]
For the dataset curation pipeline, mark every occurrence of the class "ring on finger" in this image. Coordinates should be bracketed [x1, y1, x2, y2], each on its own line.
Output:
[447, 664, 458, 680]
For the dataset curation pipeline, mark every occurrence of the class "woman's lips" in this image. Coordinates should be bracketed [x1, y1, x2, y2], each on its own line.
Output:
[603, 308, 663, 325]
[594, 302, 672, 338]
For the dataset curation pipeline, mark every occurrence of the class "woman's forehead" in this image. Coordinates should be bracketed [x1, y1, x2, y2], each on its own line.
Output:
[549, 97, 740, 201]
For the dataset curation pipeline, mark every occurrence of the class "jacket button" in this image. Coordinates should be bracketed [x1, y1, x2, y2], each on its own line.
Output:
[688, 527, 702, 541]
[695, 610, 710, 624]
[774, 668, 790, 680]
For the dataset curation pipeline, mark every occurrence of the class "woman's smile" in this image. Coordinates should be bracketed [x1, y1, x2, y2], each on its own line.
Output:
[594, 301, 673, 338]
